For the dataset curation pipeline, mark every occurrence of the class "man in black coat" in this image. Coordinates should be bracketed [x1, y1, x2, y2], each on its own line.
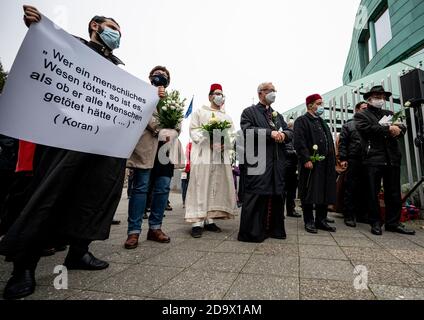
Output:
[0, 6, 165, 300]
[0, 135, 18, 215]
[338, 101, 368, 227]
[284, 120, 301, 218]
[238, 82, 293, 243]
[354, 86, 415, 236]
[294, 94, 337, 234]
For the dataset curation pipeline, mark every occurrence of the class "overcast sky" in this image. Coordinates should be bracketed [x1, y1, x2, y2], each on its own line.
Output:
[0, 0, 361, 143]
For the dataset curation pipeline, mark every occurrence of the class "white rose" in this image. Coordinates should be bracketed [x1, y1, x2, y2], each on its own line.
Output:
[162, 106, 168, 111]
[313, 145, 318, 151]
[405, 101, 411, 108]
[272, 111, 278, 117]
[170, 105, 176, 110]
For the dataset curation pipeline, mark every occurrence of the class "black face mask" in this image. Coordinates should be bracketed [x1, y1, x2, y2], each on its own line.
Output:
[151, 74, 169, 87]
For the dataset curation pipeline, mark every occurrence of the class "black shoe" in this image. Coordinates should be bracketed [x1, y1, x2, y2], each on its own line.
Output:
[143, 213, 148, 219]
[64, 252, 109, 271]
[287, 212, 302, 218]
[111, 220, 121, 225]
[325, 217, 335, 224]
[165, 204, 173, 211]
[191, 227, 203, 238]
[316, 221, 337, 232]
[385, 224, 416, 235]
[305, 222, 318, 234]
[204, 223, 222, 233]
[371, 222, 383, 236]
[344, 219, 357, 228]
[3, 270, 36, 300]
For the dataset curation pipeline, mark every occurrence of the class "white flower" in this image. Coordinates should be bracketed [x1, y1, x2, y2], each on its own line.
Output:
[272, 111, 278, 118]
[170, 105, 176, 110]
[405, 101, 411, 108]
[313, 145, 318, 151]
[210, 118, 218, 124]
[162, 106, 168, 111]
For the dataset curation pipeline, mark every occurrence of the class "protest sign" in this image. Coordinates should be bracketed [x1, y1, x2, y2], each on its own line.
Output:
[0, 15, 159, 158]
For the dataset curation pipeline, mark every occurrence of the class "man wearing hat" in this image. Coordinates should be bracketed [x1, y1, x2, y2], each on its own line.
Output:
[294, 94, 337, 234]
[185, 84, 237, 238]
[355, 86, 415, 236]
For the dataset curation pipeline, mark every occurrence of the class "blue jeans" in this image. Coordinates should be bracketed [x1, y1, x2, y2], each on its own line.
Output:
[127, 169, 171, 235]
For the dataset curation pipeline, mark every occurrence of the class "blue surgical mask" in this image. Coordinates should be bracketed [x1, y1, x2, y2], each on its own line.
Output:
[315, 106, 325, 117]
[99, 27, 120, 50]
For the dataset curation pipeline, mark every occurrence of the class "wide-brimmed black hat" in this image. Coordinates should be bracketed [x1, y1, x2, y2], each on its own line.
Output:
[363, 85, 392, 100]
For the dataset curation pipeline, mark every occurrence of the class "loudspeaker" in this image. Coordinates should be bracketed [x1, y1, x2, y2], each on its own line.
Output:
[400, 69, 424, 104]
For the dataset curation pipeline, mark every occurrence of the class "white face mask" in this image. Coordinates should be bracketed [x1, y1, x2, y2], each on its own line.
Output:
[213, 95, 225, 107]
[265, 92, 276, 105]
[370, 99, 385, 109]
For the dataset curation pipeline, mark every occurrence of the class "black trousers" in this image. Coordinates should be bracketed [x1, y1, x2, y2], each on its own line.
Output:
[302, 203, 328, 225]
[238, 193, 285, 243]
[0, 170, 15, 216]
[285, 165, 298, 214]
[344, 159, 367, 222]
[0, 173, 34, 237]
[366, 165, 401, 227]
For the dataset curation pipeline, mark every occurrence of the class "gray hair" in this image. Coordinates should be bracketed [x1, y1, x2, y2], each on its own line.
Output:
[257, 82, 273, 93]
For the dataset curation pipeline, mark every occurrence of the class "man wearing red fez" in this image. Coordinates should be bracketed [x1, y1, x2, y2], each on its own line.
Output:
[293, 94, 337, 234]
[238, 82, 293, 243]
[185, 84, 237, 238]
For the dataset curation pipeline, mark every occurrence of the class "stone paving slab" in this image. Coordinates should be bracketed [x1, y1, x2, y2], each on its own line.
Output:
[1, 191, 424, 300]
[224, 274, 299, 300]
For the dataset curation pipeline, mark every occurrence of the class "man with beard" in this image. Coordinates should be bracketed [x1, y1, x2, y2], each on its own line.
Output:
[0, 5, 165, 300]
[355, 86, 415, 236]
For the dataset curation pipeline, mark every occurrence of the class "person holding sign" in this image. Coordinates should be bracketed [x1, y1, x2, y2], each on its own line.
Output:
[0, 5, 165, 300]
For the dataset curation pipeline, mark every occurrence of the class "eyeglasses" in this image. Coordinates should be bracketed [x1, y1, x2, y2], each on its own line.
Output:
[260, 89, 276, 93]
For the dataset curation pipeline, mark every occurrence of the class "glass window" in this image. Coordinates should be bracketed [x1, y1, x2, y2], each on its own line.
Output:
[368, 36, 374, 61]
[374, 8, 392, 51]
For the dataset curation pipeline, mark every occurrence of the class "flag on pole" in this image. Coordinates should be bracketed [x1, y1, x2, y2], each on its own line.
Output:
[185, 96, 194, 119]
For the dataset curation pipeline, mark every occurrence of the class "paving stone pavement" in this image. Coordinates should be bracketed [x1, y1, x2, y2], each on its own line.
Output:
[1, 191, 424, 300]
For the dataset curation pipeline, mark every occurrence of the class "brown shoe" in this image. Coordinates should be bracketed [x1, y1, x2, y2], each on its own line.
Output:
[124, 234, 139, 249]
[147, 229, 171, 243]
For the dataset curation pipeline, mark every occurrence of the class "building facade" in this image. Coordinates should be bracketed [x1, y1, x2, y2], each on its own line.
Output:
[282, 0, 424, 203]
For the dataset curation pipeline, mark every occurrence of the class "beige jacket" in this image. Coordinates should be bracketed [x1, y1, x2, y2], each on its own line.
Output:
[127, 114, 159, 169]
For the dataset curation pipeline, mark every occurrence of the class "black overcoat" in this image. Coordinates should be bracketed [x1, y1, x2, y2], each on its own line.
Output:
[294, 113, 336, 205]
[240, 103, 292, 196]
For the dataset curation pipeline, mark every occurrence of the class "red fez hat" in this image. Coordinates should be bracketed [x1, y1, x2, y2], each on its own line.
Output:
[306, 94, 322, 106]
[210, 83, 223, 94]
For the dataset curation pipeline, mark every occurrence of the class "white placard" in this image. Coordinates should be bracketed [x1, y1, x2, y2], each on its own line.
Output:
[0, 15, 159, 159]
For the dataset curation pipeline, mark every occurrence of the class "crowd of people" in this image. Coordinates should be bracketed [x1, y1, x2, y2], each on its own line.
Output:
[0, 6, 417, 300]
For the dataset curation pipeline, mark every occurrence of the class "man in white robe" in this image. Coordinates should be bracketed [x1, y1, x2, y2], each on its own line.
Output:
[185, 84, 237, 238]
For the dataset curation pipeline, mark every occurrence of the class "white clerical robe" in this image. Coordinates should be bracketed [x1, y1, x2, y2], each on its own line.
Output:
[184, 105, 237, 223]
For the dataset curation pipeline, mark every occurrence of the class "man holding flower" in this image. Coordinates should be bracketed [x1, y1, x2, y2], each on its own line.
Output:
[185, 84, 237, 238]
[294, 94, 337, 234]
[354, 86, 415, 236]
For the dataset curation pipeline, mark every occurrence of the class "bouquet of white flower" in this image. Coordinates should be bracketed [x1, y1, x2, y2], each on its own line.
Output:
[155, 90, 186, 129]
